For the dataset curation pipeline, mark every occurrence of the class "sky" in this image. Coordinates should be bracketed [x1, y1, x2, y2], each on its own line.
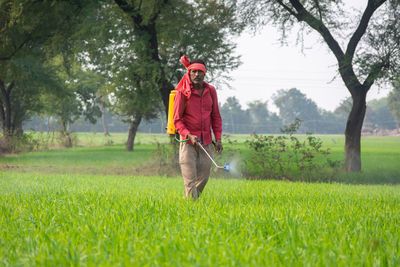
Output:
[217, 1, 390, 112]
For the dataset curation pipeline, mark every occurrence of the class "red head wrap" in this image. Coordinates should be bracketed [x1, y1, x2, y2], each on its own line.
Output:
[175, 55, 207, 99]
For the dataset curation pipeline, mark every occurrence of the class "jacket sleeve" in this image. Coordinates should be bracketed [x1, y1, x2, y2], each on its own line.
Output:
[210, 87, 222, 140]
[173, 91, 190, 139]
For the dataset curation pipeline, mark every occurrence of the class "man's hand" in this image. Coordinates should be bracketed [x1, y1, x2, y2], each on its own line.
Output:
[187, 133, 199, 144]
[215, 139, 223, 153]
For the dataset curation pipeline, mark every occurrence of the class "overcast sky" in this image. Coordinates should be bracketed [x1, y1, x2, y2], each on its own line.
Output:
[217, 1, 390, 112]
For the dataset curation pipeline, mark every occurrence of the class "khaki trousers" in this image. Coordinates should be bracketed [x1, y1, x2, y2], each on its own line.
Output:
[179, 142, 213, 199]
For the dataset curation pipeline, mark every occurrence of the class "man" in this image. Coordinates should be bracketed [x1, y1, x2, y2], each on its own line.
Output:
[173, 55, 223, 200]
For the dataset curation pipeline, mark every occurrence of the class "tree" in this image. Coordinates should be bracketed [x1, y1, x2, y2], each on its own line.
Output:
[0, 54, 61, 139]
[114, 0, 243, 117]
[77, 0, 243, 150]
[0, 0, 94, 147]
[365, 97, 396, 130]
[74, 2, 163, 151]
[319, 110, 346, 134]
[43, 56, 102, 136]
[388, 78, 400, 131]
[273, 88, 321, 133]
[334, 97, 353, 120]
[106, 55, 162, 151]
[240, 0, 400, 171]
[247, 100, 282, 133]
[220, 96, 249, 134]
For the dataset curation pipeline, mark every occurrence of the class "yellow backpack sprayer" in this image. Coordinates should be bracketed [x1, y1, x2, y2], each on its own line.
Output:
[166, 90, 177, 135]
[166, 90, 231, 173]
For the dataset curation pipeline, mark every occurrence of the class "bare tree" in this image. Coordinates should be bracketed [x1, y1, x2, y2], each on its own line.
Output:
[240, 0, 400, 171]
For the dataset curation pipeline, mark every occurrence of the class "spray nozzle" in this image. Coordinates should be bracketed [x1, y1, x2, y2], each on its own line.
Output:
[223, 163, 231, 173]
[196, 141, 230, 173]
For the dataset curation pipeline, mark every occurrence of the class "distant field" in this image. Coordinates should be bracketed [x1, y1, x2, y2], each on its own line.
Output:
[0, 133, 172, 175]
[3, 133, 399, 183]
[1, 173, 399, 266]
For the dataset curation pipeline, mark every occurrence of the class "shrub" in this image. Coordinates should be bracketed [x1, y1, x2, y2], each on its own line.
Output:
[243, 119, 342, 182]
[147, 141, 180, 176]
[56, 130, 78, 148]
[0, 132, 44, 154]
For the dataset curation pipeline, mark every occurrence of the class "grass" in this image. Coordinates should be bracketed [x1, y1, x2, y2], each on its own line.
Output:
[1, 133, 399, 265]
[0, 144, 156, 175]
[0, 133, 172, 175]
[1, 172, 399, 266]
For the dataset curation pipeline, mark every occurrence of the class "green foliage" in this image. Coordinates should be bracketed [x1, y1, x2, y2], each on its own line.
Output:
[357, 0, 400, 83]
[0, 173, 399, 265]
[157, 0, 243, 84]
[55, 130, 78, 148]
[365, 97, 397, 130]
[150, 141, 180, 176]
[1, 53, 63, 135]
[0, 0, 96, 140]
[220, 96, 250, 133]
[243, 119, 341, 181]
[334, 96, 352, 119]
[273, 88, 322, 132]
[0, 131, 52, 153]
[246, 100, 282, 134]
[77, 2, 162, 122]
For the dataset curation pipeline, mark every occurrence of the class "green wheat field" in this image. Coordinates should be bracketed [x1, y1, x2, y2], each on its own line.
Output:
[0, 133, 399, 266]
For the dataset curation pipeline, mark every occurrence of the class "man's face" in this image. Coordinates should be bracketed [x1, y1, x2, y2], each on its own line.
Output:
[189, 69, 205, 85]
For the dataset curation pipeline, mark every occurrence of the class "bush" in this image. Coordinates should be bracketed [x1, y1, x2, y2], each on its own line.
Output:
[145, 140, 180, 176]
[243, 119, 342, 182]
[56, 130, 78, 148]
[0, 132, 44, 154]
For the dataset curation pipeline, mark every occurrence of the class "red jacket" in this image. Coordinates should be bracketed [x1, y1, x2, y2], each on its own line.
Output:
[173, 83, 222, 145]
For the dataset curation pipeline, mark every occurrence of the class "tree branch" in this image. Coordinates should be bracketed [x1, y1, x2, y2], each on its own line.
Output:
[287, 0, 344, 62]
[114, 0, 144, 28]
[0, 37, 30, 61]
[114, 0, 135, 13]
[346, 0, 387, 59]
[276, 0, 298, 18]
[0, 80, 6, 99]
[0, 80, 7, 125]
[6, 81, 14, 96]
[0, 100, 5, 123]
[313, 0, 323, 21]
[0, 80, 5, 94]
[363, 61, 386, 90]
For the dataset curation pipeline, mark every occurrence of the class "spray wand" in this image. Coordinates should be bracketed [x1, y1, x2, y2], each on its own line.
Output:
[196, 141, 231, 172]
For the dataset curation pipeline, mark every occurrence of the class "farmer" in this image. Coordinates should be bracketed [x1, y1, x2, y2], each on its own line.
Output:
[173, 55, 223, 200]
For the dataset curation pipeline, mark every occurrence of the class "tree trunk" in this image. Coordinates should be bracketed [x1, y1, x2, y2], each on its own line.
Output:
[344, 90, 367, 172]
[99, 103, 110, 136]
[61, 120, 72, 148]
[0, 80, 14, 138]
[141, 22, 173, 120]
[16, 123, 23, 136]
[114, 2, 174, 121]
[126, 113, 142, 151]
[39, 115, 43, 132]
[61, 120, 67, 133]
[47, 117, 51, 135]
